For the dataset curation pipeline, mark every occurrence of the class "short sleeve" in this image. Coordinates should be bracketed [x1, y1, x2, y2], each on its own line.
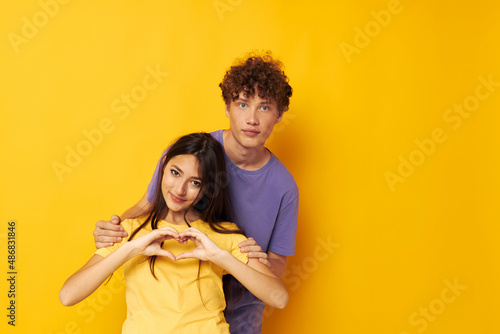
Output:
[267, 188, 299, 256]
[94, 219, 134, 258]
[228, 233, 249, 265]
[212, 223, 249, 266]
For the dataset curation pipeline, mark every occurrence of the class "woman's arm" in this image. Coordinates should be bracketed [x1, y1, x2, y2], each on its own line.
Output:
[176, 228, 289, 309]
[59, 246, 135, 306]
[60, 227, 179, 306]
[216, 251, 289, 309]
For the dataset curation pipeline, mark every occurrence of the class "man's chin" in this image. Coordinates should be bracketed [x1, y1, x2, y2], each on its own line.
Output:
[228, 130, 267, 149]
[239, 137, 265, 149]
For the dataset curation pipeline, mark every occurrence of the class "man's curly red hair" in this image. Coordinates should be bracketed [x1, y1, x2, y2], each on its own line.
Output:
[219, 51, 293, 113]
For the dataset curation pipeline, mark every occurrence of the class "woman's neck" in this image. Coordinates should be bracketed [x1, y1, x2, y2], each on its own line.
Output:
[164, 209, 199, 225]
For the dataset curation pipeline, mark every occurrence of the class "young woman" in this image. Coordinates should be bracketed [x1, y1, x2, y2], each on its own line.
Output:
[59, 132, 288, 333]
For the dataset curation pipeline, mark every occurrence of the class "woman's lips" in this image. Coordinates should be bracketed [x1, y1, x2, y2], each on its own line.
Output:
[170, 193, 186, 203]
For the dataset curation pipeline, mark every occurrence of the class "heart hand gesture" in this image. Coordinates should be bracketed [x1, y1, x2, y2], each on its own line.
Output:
[175, 227, 222, 262]
[129, 226, 185, 261]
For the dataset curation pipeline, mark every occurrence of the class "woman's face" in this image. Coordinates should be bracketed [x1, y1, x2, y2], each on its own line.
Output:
[161, 154, 203, 219]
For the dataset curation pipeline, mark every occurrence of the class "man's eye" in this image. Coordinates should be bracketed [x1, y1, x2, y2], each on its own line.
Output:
[261, 106, 269, 111]
[239, 103, 247, 108]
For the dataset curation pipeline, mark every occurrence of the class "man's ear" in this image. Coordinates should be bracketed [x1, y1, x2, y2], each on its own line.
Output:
[225, 104, 230, 118]
[276, 111, 283, 124]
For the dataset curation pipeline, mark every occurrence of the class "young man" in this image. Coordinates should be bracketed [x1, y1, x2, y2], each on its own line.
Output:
[93, 52, 298, 334]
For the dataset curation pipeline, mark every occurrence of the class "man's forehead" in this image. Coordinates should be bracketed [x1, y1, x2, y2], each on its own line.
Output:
[237, 90, 274, 103]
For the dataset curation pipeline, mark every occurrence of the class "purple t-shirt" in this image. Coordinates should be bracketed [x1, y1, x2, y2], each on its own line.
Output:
[146, 130, 299, 256]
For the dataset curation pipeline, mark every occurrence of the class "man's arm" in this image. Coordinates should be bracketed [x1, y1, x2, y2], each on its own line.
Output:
[268, 251, 287, 278]
[120, 192, 153, 220]
[93, 192, 153, 249]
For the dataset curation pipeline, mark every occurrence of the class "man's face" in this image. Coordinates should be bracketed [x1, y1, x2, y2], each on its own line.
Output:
[225, 90, 282, 149]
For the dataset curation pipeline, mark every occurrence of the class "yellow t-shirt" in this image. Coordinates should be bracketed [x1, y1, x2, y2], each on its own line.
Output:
[95, 218, 248, 334]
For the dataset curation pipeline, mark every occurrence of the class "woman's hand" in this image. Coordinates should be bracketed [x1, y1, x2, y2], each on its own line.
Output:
[129, 226, 182, 261]
[175, 227, 222, 261]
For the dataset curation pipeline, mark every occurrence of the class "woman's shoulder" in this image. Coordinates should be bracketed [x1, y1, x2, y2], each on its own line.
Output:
[215, 221, 241, 232]
[120, 217, 150, 233]
[192, 220, 241, 233]
[192, 221, 245, 244]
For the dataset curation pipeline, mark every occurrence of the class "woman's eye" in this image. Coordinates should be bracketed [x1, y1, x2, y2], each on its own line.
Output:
[192, 181, 201, 187]
[171, 169, 179, 176]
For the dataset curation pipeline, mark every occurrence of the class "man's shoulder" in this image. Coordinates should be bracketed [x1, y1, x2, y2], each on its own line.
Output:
[267, 153, 298, 192]
[209, 129, 224, 142]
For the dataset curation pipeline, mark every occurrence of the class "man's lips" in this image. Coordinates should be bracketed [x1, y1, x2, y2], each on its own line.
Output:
[242, 129, 260, 137]
[170, 193, 186, 203]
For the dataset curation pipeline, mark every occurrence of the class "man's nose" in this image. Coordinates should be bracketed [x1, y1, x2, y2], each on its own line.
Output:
[246, 108, 259, 125]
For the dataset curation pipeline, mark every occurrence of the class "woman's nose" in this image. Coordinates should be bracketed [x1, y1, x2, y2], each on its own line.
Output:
[175, 181, 187, 195]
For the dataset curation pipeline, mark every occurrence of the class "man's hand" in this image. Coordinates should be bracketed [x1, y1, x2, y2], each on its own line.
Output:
[238, 237, 271, 267]
[93, 215, 128, 249]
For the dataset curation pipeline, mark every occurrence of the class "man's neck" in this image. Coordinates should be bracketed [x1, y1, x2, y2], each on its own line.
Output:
[223, 130, 271, 171]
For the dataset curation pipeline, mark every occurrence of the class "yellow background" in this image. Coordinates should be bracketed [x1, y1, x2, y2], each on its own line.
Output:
[1, 0, 499, 333]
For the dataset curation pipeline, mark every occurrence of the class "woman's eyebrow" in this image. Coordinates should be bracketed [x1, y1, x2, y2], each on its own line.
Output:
[172, 164, 201, 180]
[171, 165, 183, 173]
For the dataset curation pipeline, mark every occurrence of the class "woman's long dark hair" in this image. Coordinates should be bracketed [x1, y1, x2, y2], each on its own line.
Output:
[127, 132, 242, 278]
